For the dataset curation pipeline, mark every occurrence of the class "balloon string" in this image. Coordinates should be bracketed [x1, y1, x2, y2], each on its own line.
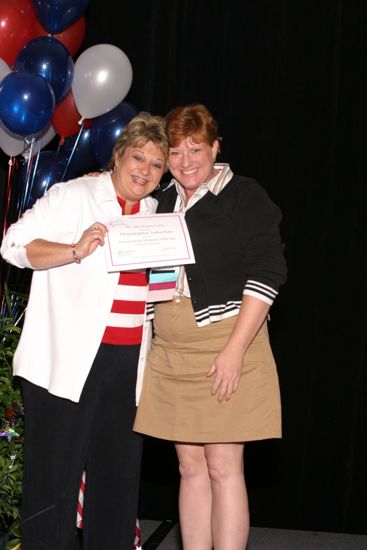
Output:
[15, 157, 23, 219]
[30, 149, 41, 199]
[55, 136, 65, 160]
[1, 160, 15, 317]
[20, 137, 36, 217]
[0, 287, 6, 321]
[3, 158, 15, 238]
[0, 285, 26, 328]
[61, 121, 85, 182]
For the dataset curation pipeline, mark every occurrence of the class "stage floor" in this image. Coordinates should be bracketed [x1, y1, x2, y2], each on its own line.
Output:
[139, 519, 367, 550]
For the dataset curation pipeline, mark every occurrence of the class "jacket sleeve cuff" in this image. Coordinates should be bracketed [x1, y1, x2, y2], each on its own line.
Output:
[243, 279, 278, 305]
[1, 244, 33, 269]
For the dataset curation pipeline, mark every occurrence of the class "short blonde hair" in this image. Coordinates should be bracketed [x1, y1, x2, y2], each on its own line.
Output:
[108, 112, 169, 170]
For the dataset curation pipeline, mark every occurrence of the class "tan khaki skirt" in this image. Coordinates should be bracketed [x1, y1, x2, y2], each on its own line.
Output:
[134, 298, 281, 443]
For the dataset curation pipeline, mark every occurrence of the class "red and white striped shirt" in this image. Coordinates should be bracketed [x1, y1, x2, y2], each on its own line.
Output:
[102, 197, 148, 346]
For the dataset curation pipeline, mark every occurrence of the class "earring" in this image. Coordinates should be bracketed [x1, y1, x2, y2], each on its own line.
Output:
[156, 183, 160, 190]
[113, 165, 117, 172]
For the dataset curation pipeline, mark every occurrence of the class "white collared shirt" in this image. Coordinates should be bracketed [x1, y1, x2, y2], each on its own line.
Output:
[167, 163, 233, 298]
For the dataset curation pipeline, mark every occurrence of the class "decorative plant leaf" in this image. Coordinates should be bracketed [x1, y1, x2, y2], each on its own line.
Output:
[0, 285, 27, 544]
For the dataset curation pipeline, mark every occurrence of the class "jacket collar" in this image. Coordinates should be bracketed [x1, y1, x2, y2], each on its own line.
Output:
[93, 172, 157, 216]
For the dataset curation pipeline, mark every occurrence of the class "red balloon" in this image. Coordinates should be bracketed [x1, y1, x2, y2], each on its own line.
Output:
[10, 0, 34, 16]
[33, 15, 86, 57]
[0, 0, 36, 65]
[52, 89, 91, 139]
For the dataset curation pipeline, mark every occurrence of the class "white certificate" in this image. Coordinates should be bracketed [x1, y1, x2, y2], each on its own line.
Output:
[104, 213, 195, 272]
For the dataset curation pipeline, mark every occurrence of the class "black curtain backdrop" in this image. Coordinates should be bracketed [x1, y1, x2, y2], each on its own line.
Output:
[1, 0, 366, 535]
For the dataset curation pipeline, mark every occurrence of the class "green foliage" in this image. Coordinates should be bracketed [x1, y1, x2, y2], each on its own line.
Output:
[0, 287, 27, 547]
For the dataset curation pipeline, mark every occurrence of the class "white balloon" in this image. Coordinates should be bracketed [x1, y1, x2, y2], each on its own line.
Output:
[22, 125, 56, 159]
[0, 58, 11, 83]
[0, 122, 26, 157]
[72, 44, 133, 119]
[0, 122, 56, 158]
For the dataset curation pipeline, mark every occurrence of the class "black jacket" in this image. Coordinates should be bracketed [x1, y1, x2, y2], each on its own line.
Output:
[155, 175, 287, 326]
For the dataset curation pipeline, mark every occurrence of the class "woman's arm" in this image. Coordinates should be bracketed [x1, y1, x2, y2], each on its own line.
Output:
[207, 294, 270, 403]
[25, 222, 107, 269]
[206, 179, 286, 402]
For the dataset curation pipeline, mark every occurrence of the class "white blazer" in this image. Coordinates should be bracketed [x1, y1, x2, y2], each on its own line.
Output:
[0, 172, 156, 403]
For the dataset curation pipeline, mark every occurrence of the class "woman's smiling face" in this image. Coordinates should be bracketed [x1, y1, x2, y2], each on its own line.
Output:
[112, 140, 165, 203]
[168, 136, 219, 199]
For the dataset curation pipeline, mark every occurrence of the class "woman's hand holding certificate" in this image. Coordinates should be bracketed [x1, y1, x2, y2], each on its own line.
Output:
[104, 213, 195, 271]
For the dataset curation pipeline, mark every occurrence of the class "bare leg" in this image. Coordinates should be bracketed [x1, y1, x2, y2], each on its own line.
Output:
[206, 443, 249, 550]
[175, 443, 213, 550]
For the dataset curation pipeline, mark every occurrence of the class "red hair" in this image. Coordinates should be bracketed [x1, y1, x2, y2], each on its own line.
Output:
[165, 104, 221, 151]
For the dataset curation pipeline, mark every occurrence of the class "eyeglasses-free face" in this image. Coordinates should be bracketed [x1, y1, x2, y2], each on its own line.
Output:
[168, 136, 219, 199]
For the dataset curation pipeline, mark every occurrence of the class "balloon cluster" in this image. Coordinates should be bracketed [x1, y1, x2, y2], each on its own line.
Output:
[0, 0, 138, 227]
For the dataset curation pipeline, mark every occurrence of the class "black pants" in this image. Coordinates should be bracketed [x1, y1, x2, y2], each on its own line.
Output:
[20, 344, 144, 550]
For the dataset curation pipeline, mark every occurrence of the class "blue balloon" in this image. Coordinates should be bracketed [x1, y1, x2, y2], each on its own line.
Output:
[14, 36, 74, 103]
[32, 0, 90, 34]
[0, 72, 55, 137]
[90, 101, 138, 169]
[17, 151, 63, 211]
[57, 127, 99, 180]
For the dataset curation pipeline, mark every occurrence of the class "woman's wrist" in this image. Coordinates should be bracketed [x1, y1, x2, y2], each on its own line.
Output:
[71, 243, 82, 264]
